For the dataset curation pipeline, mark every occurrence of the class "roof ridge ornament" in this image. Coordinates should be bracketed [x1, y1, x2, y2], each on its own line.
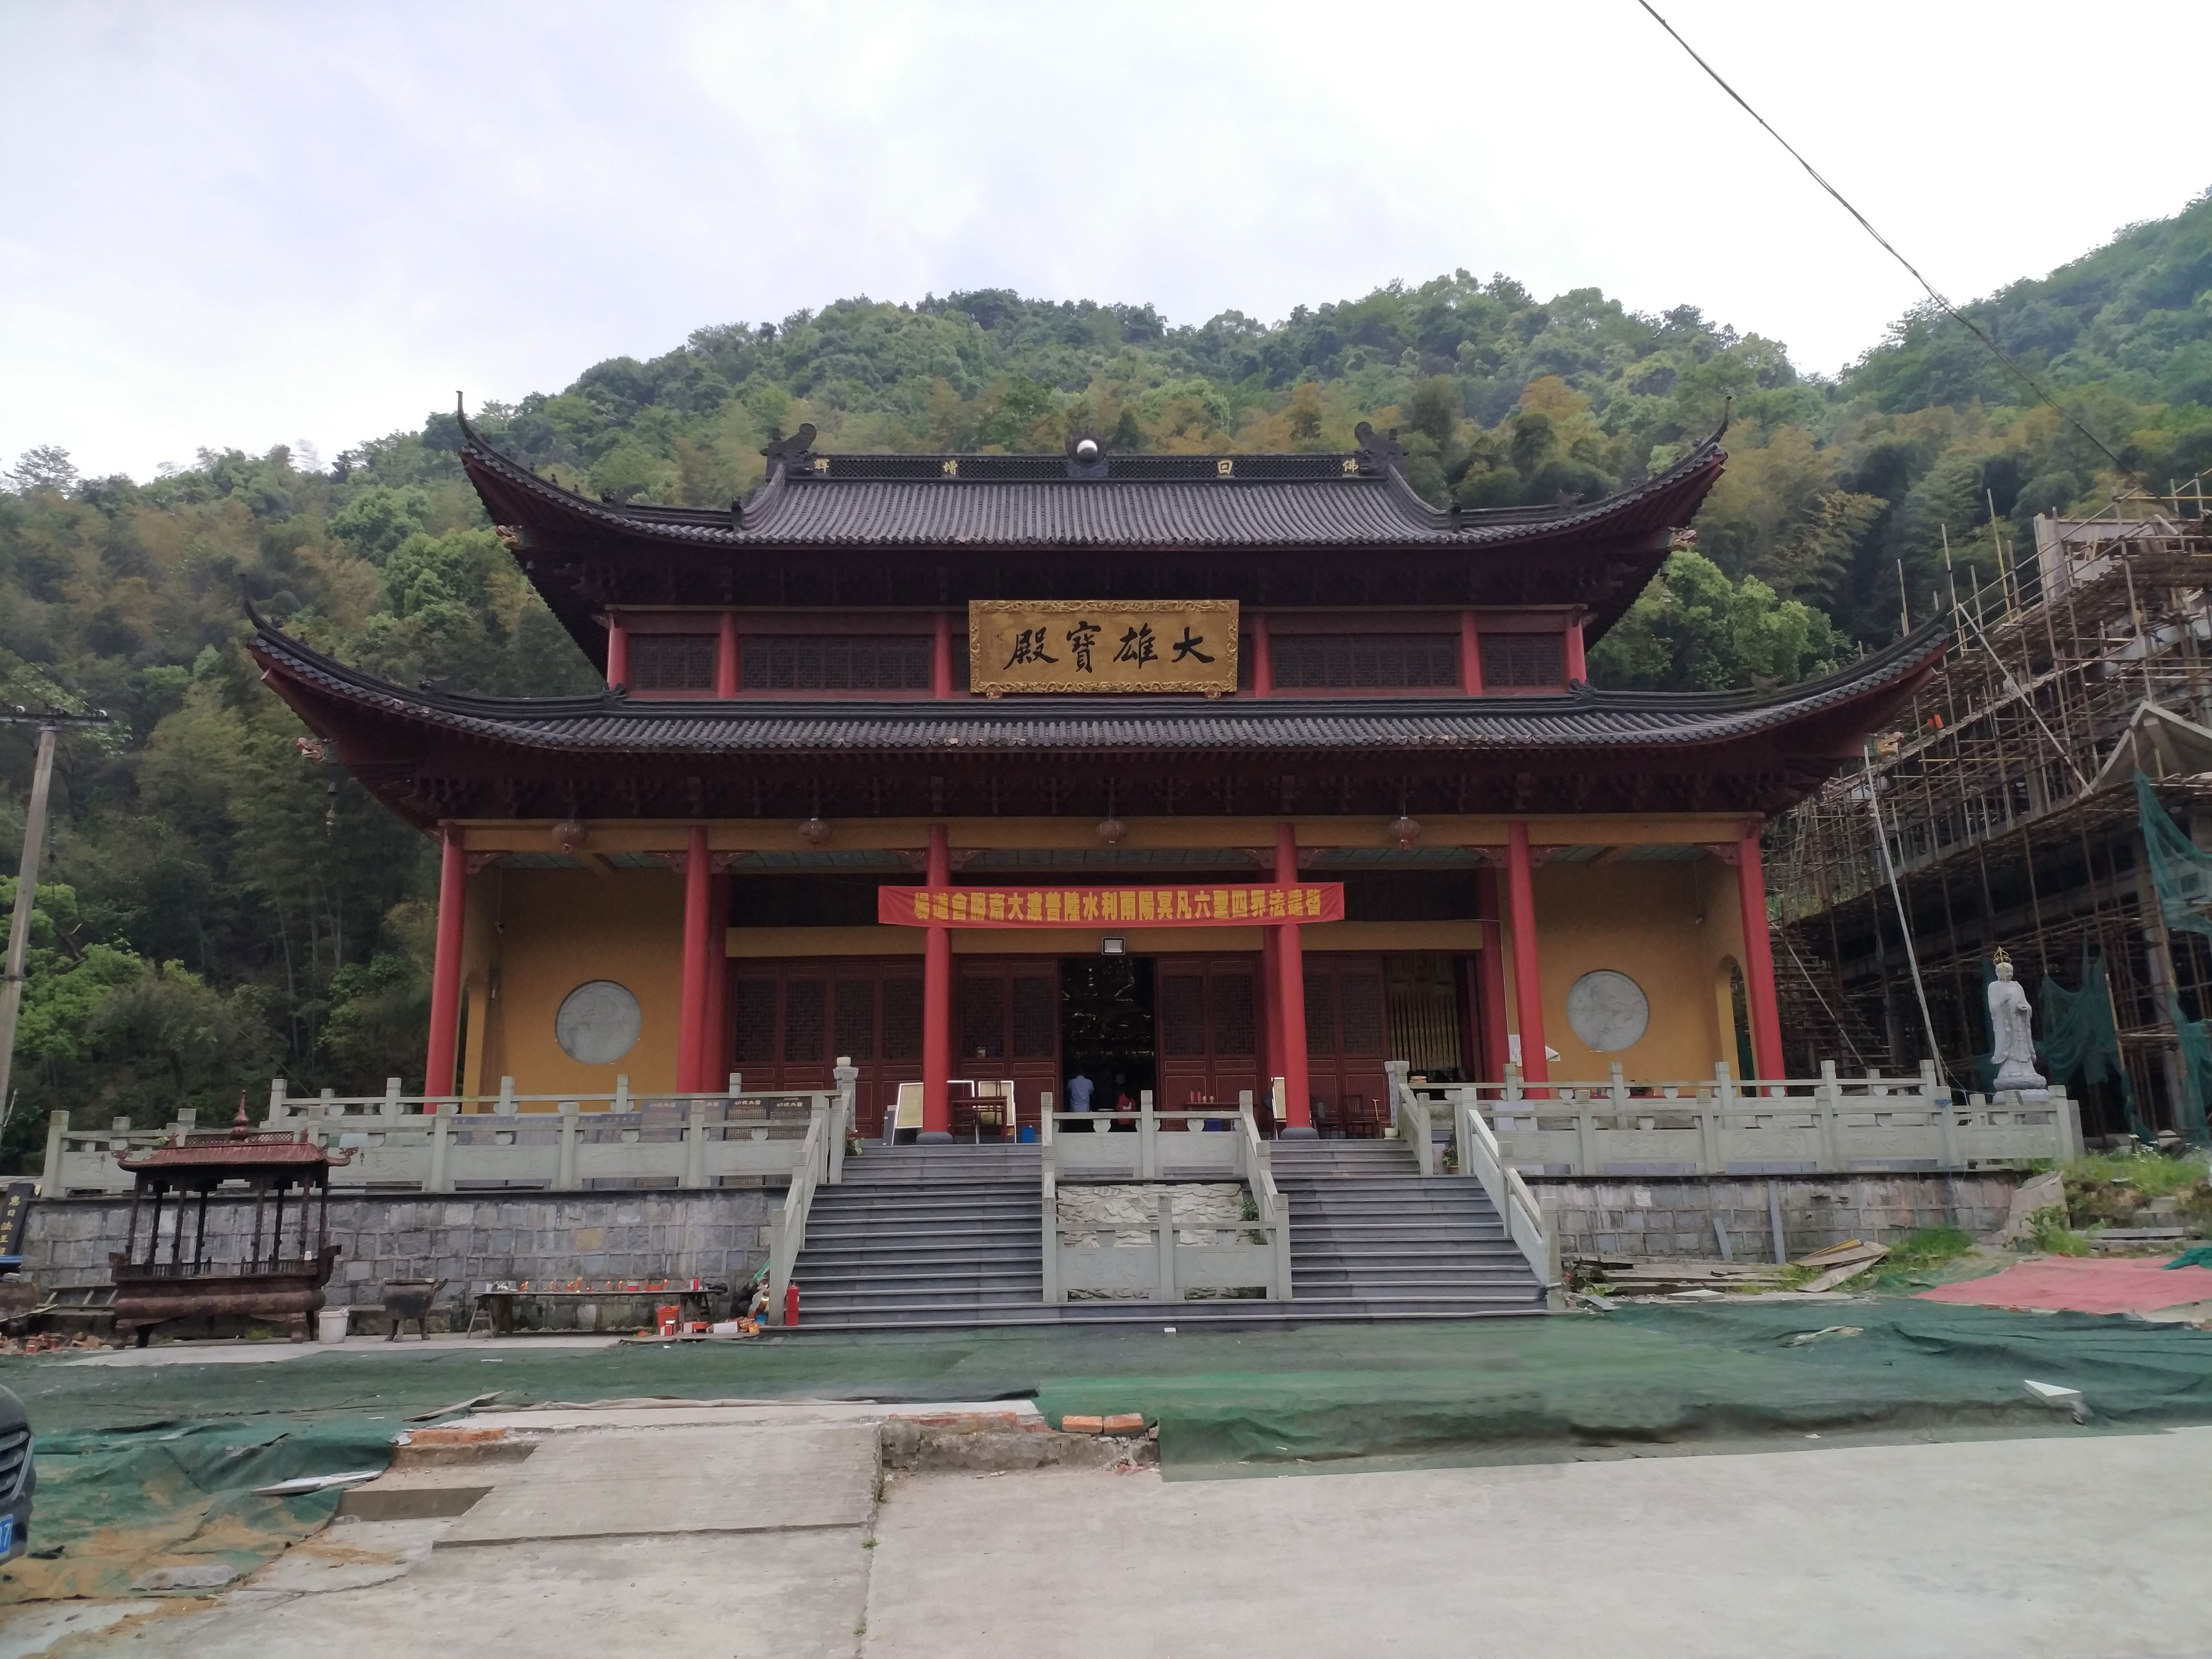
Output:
[760, 423, 820, 477]
[1352, 421, 1405, 477]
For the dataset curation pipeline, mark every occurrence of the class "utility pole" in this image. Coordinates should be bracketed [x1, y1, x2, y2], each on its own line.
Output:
[0, 708, 111, 1134]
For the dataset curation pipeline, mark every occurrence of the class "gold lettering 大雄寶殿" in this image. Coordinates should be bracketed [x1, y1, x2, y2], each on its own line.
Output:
[969, 600, 1238, 695]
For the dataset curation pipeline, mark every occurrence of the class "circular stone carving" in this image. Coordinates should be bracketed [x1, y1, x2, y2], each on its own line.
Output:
[555, 980, 641, 1066]
[1565, 969, 1650, 1053]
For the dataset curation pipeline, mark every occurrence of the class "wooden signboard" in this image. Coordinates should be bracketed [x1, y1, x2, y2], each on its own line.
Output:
[878, 883, 1343, 927]
[969, 600, 1238, 696]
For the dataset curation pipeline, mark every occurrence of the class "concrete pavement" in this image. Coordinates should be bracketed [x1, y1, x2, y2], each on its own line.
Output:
[11, 1410, 2210, 1658]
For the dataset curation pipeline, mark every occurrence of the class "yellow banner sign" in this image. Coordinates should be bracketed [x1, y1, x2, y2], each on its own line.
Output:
[878, 884, 1342, 927]
[969, 600, 1238, 695]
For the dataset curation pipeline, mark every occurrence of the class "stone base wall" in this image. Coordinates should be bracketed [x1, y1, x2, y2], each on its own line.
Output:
[20, 1189, 780, 1305]
[1534, 1171, 2020, 1262]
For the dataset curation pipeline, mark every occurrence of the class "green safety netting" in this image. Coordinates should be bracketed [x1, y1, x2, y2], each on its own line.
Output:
[2134, 771, 2212, 1142]
[7, 1302, 2212, 1518]
[2, 1415, 393, 1601]
[2035, 946, 2155, 1139]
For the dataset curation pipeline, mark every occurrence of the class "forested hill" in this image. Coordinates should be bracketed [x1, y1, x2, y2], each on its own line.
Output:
[1, 189, 2208, 1152]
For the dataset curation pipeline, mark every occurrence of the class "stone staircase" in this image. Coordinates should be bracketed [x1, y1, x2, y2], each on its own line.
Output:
[785, 1139, 1547, 1333]
[1269, 1139, 1549, 1319]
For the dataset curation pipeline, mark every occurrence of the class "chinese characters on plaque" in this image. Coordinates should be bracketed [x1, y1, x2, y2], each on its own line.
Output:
[878, 884, 1344, 927]
[969, 601, 1239, 695]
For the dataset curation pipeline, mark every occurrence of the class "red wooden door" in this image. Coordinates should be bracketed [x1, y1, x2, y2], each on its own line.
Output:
[1157, 956, 1262, 1112]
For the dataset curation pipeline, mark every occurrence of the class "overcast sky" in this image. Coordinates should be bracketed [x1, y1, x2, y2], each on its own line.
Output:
[2, 1, 2206, 481]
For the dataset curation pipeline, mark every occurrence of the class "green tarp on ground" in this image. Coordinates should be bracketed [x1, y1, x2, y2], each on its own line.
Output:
[6, 1303, 2212, 1596]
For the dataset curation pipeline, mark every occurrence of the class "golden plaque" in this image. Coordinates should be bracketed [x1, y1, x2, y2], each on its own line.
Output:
[969, 600, 1239, 696]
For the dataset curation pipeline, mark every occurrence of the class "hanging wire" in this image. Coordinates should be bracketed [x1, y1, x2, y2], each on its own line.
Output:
[1634, 0, 2139, 484]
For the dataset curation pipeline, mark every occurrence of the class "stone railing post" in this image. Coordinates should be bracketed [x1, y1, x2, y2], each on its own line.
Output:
[556, 1101, 581, 1191]
[1927, 1059, 1960, 1169]
[1139, 1090, 1158, 1180]
[1710, 1063, 1735, 1173]
[1155, 1193, 1176, 1302]
[382, 1076, 404, 1118]
[428, 1103, 454, 1193]
[682, 1100, 708, 1189]
[41, 1110, 67, 1194]
[267, 1077, 289, 1125]
[614, 1074, 632, 1114]
[1815, 1060, 1842, 1172]
[1574, 1089, 1598, 1177]
[496, 1075, 515, 1112]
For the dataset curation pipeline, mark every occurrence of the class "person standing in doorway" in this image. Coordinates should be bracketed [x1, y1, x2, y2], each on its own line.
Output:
[1066, 1071, 1094, 1115]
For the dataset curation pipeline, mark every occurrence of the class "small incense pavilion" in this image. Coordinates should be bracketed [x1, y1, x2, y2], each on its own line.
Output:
[250, 418, 1944, 1137]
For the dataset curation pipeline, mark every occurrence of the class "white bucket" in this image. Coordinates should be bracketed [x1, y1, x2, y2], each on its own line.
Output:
[316, 1307, 350, 1344]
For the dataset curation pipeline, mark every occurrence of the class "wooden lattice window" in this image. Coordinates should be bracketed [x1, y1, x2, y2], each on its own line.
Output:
[1011, 977, 1058, 1059]
[1271, 634, 1459, 690]
[1338, 973, 1385, 1056]
[1303, 971, 1336, 1055]
[1160, 975, 1208, 1057]
[833, 979, 876, 1062]
[1212, 974, 1255, 1057]
[882, 978, 923, 1062]
[783, 978, 826, 1063]
[1478, 633, 1563, 689]
[741, 636, 932, 691]
[630, 633, 716, 691]
[960, 978, 1005, 1060]
[733, 981, 778, 1063]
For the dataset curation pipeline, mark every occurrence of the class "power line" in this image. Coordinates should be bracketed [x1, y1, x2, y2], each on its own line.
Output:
[1634, 0, 2138, 483]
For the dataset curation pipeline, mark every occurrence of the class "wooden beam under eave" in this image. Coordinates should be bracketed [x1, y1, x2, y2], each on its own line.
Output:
[1589, 845, 1632, 867]
[457, 811, 1751, 855]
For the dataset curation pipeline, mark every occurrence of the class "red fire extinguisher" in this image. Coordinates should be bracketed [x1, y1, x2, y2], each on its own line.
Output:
[784, 1283, 801, 1327]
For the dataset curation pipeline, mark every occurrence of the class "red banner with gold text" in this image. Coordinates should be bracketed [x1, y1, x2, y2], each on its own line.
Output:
[877, 884, 1343, 927]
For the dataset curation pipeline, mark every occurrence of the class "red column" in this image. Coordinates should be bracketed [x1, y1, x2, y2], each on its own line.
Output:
[677, 826, 710, 1093]
[715, 613, 739, 699]
[1563, 616, 1588, 685]
[932, 611, 956, 700]
[1736, 824, 1786, 1088]
[705, 874, 730, 1087]
[1251, 612, 1273, 698]
[1260, 923, 1284, 1101]
[424, 826, 467, 1102]
[1460, 612, 1484, 695]
[1274, 823, 1314, 1135]
[605, 611, 629, 691]
[921, 823, 953, 1139]
[1474, 867, 1510, 1080]
[1505, 821, 1549, 1088]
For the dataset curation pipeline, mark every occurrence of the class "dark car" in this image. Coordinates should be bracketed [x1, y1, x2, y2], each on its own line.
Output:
[0, 1384, 31, 1562]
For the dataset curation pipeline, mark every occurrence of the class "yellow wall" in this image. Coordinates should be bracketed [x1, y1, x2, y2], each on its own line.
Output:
[1516, 858, 1746, 1083]
[472, 868, 686, 1097]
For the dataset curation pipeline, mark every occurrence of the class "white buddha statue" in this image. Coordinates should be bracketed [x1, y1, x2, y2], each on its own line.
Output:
[1988, 950, 2046, 1092]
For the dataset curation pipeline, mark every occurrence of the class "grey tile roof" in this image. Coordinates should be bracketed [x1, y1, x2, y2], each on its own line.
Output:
[460, 429, 1726, 553]
[250, 614, 1949, 760]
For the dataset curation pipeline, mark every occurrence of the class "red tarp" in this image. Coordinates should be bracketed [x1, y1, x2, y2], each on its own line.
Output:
[1916, 1256, 2212, 1316]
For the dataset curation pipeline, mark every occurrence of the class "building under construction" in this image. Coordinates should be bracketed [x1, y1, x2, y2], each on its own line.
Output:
[1766, 482, 2212, 1143]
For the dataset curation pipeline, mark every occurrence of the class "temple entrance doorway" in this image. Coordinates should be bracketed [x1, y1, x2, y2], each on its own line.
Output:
[1059, 957, 1155, 1116]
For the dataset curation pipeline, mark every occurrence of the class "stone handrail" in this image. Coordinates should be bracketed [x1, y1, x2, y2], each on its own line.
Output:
[1425, 1059, 2081, 1176]
[766, 1097, 835, 1327]
[1385, 1061, 1435, 1176]
[1236, 1106, 1291, 1298]
[40, 1087, 834, 1196]
[1049, 1189, 1283, 1303]
[1452, 1088, 1559, 1294]
[1048, 1091, 1251, 1181]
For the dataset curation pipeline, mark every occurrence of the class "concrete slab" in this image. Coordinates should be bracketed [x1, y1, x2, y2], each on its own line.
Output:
[102, 1531, 870, 1659]
[439, 1422, 877, 1545]
[468, 1398, 1041, 1434]
[63, 1335, 620, 1367]
[863, 1427, 2212, 1659]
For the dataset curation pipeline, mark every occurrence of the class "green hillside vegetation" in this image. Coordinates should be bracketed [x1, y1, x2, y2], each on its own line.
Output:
[3, 189, 2208, 1156]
